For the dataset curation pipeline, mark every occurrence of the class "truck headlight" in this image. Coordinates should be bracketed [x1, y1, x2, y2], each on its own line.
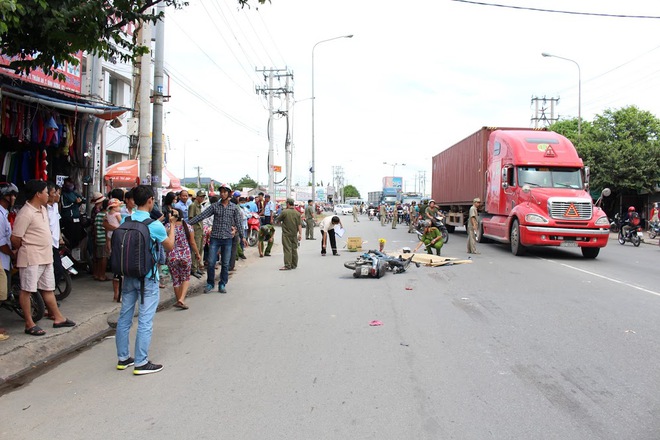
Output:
[595, 216, 610, 226]
[525, 213, 548, 223]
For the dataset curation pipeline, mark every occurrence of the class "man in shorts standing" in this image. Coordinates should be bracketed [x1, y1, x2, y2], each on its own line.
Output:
[11, 180, 75, 336]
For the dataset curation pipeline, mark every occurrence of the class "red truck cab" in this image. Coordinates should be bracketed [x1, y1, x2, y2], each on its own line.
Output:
[481, 129, 610, 258]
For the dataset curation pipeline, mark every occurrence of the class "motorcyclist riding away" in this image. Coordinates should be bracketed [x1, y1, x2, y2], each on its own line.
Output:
[622, 206, 640, 236]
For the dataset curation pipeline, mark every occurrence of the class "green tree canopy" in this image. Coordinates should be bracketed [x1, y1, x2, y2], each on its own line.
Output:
[232, 175, 258, 191]
[550, 105, 660, 203]
[343, 185, 360, 199]
[0, 0, 268, 79]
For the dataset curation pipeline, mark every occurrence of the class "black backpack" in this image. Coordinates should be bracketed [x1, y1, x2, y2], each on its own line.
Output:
[110, 216, 159, 303]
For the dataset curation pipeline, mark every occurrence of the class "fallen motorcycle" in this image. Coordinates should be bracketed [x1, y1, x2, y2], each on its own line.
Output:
[344, 249, 417, 278]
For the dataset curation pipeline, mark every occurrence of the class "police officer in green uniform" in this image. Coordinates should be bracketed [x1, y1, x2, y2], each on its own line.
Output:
[275, 198, 302, 270]
[304, 199, 316, 240]
[188, 190, 206, 277]
[258, 224, 275, 257]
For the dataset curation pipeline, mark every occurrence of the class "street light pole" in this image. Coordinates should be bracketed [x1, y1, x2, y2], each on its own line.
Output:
[312, 34, 353, 204]
[542, 52, 581, 142]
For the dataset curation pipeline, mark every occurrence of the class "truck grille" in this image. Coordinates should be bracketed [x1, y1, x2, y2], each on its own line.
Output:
[548, 199, 592, 220]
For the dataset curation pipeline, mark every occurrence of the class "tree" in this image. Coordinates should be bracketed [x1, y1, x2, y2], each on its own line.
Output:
[550, 105, 660, 202]
[343, 185, 360, 199]
[0, 0, 269, 80]
[232, 175, 258, 191]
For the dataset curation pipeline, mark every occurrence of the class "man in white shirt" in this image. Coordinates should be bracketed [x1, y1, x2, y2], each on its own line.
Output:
[47, 183, 64, 285]
[263, 194, 275, 225]
[319, 215, 343, 256]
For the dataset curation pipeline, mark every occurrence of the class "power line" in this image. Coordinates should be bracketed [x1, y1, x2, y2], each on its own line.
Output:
[451, 0, 660, 19]
[165, 64, 264, 136]
[168, 15, 256, 98]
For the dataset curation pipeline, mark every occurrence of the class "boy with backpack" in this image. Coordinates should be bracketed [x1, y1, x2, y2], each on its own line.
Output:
[112, 185, 175, 375]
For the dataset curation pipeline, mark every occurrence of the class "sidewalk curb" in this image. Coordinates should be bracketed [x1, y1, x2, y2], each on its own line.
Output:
[1, 310, 116, 385]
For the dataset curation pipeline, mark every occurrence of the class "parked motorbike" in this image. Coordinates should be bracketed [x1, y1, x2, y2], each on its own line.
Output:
[648, 222, 660, 240]
[247, 213, 260, 247]
[610, 213, 621, 233]
[1, 270, 45, 322]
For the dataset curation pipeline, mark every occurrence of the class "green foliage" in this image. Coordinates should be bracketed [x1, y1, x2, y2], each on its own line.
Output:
[0, 0, 269, 80]
[232, 174, 258, 190]
[343, 184, 360, 199]
[550, 106, 660, 198]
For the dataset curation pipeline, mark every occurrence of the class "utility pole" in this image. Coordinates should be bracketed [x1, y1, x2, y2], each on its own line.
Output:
[194, 166, 203, 189]
[284, 74, 293, 199]
[151, 2, 166, 200]
[137, 21, 152, 184]
[256, 67, 294, 198]
[531, 96, 559, 128]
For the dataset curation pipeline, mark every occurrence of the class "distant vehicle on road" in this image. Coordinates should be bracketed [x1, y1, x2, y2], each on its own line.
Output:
[333, 204, 352, 215]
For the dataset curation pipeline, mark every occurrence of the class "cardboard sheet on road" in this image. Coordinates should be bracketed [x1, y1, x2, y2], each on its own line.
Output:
[386, 251, 473, 267]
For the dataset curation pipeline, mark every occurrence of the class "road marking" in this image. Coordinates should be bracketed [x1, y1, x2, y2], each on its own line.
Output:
[539, 258, 660, 298]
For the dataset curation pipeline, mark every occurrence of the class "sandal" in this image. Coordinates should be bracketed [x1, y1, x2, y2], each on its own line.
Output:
[173, 301, 189, 310]
[279, 266, 291, 271]
[53, 319, 76, 328]
[25, 325, 46, 336]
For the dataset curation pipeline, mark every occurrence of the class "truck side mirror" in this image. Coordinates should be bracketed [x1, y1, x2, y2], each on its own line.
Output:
[583, 166, 590, 190]
[501, 168, 509, 189]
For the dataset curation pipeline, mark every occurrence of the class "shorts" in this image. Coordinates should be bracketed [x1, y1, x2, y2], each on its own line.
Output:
[19, 263, 55, 292]
[95, 243, 110, 259]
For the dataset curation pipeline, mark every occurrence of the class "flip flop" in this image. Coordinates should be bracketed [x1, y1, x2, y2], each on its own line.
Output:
[25, 325, 46, 336]
[53, 319, 76, 328]
[173, 302, 189, 310]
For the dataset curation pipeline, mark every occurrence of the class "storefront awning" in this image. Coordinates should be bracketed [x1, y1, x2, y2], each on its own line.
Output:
[0, 84, 129, 120]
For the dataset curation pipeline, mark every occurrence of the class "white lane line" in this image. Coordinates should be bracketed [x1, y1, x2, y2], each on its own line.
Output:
[539, 258, 660, 298]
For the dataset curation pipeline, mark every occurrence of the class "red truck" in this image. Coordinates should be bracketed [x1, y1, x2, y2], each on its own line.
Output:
[431, 127, 610, 258]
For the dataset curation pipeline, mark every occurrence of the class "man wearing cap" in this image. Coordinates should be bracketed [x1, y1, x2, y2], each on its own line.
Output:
[275, 198, 302, 270]
[468, 197, 481, 254]
[189, 183, 246, 293]
[188, 190, 206, 277]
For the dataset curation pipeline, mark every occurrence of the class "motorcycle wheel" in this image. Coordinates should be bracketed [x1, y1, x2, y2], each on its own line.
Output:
[441, 229, 449, 244]
[12, 291, 45, 323]
[248, 230, 258, 247]
[617, 231, 625, 245]
[632, 234, 641, 247]
[649, 229, 657, 239]
[344, 261, 358, 270]
[54, 271, 72, 301]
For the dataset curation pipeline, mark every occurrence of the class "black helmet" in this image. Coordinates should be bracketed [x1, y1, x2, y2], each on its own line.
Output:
[0, 182, 18, 197]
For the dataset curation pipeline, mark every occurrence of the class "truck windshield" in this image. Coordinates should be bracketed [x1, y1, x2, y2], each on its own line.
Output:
[517, 167, 583, 189]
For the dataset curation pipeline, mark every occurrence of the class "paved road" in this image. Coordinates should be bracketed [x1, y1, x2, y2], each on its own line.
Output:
[1, 214, 659, 439]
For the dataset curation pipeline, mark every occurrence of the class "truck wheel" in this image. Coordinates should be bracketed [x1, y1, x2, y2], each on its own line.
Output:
[581, 247, 600, 259]
[510, 219, 526, 256]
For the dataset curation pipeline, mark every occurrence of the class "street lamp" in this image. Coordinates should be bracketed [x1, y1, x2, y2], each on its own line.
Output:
[183, 139, 198, 185]
[383, 162, 406, 177]
[542, 52, 581, 141]
[312, 34, 353, 204]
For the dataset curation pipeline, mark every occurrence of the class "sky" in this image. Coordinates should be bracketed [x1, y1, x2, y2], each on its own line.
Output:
[162, 0, 660, 197]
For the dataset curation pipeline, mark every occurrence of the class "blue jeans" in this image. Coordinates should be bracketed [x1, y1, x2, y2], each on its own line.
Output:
[115, 277, 160, 367]
[207, 237, 232, 288]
